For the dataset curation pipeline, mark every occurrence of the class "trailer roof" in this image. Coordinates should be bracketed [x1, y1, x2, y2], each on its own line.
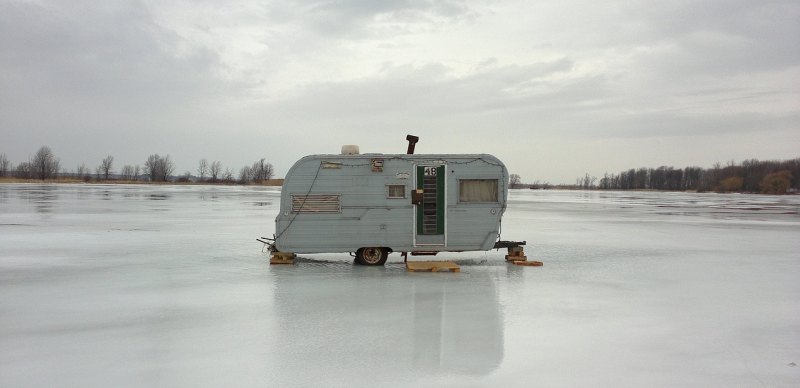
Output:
[299, 153, 503, 161]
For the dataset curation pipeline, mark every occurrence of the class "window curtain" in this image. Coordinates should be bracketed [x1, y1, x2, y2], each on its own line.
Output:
[459, 180, 498, 202]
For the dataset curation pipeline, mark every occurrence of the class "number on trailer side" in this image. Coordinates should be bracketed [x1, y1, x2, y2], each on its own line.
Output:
[424, 167, 437, 177]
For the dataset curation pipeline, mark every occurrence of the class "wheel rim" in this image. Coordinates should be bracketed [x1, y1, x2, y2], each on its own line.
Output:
[362, 248, 382, 264]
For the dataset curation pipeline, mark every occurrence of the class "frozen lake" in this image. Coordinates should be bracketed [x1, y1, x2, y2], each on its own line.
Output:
[1, 184, 798, 387]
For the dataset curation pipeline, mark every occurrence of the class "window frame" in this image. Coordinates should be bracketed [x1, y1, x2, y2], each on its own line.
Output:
[458, 179, 500, 203]
[386, 184, 406, 199]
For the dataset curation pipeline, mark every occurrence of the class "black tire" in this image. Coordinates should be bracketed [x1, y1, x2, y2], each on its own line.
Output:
[355, 247, 388, 266]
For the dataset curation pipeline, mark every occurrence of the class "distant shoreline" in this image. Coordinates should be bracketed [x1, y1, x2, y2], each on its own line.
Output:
[0, 177, 284, 186]
[2, 178, 795, 195]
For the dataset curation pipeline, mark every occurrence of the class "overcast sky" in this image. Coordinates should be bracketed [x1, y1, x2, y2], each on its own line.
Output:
[1, 0, 798, 183]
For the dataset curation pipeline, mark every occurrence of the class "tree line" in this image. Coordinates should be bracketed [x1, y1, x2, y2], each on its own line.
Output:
[575, 158, 799, 194]
[0, 146, 275, 185]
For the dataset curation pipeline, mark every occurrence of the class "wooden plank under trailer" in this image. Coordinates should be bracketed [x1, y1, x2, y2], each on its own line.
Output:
[502, 244, 543, 266]
[406, 261, 460, 273]
[270, 252, 296, 265]
[504, 245, 528, 262]
[512, 260, 543, 266]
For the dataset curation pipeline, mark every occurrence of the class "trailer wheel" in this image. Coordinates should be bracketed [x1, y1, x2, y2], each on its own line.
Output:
[355, 247, 388, 266]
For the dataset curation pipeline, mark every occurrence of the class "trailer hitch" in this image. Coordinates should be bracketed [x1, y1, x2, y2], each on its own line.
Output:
[257, 236, 278, 253]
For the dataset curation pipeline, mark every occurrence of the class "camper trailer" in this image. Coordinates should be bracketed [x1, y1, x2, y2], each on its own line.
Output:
[269, 140, 513, 265]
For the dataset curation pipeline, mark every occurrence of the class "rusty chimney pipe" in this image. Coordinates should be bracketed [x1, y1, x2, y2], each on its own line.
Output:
[406, 135, 419, 154]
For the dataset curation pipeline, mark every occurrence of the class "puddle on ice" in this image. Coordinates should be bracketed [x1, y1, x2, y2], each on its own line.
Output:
[0, 184, 798, 387]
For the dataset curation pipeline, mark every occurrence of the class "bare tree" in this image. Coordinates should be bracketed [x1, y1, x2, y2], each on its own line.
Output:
[223, 168, 234, 183]
[265, 164, 274, 181]
[239, 166, 253, 184]
[15, 162, 32, 179]
[161, 155, 175, 181]
[144, 155, 158, 181]
[250, 158, 275, 183]
[599, 173, 610, 190]
[144, 154, 175, 182]
[134, 165, 141, 181]
[530, 180, 551, 190]
[0, 153, 12, 177]
[76, 163, 90, 180]
[30, 146, 60, 180]
[760, 170, 792, 194]
[509, 174, 522, 189]
[97, 155, 114, 180]
[209, 160, 222, 182]
[578, 173, 597, 189]
[120, 165, 135, 181]
[197, 159, 208, 181]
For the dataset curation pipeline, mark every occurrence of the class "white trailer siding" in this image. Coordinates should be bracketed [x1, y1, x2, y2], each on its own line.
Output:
[274, 154, 508, 254]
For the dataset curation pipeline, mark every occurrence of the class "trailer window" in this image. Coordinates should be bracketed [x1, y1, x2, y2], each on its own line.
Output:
[291, 194, 341, 213]
[387, 185, 405, 198]
[459, 180, 498, 202]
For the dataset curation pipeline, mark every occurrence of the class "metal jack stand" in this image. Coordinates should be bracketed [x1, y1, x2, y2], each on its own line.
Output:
[495, 240, 543, 266]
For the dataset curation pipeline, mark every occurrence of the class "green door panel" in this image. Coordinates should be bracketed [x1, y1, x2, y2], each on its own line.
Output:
[416, 165, 445, 236]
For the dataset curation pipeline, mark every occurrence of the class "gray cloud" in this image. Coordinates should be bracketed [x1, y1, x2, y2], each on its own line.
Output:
[0, 1, 246, 168]
[0, 1, 237, 108]
[287, 0, 475, 37]
[272, 59, 577, 116]
[0, 0, 797, 183]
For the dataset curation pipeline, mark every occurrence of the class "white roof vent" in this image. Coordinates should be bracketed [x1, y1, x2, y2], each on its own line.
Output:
[341, 145, 360, 155]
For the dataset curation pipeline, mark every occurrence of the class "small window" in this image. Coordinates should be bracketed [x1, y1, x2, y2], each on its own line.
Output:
[387, 185, 405, 198]
[459, 180, 498, 202]
[291, 194, 341, 213]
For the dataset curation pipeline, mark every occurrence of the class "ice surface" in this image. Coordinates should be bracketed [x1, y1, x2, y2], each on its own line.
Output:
[1, 184, 798, 387]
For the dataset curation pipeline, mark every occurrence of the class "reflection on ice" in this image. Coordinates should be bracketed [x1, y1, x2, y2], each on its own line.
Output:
[147, 193, 171, 200]
[13, 184, 59, 213]
[269, 265, 503, 385]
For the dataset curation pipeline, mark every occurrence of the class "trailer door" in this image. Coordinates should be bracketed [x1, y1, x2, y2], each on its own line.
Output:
[414, 165, 445, 246]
